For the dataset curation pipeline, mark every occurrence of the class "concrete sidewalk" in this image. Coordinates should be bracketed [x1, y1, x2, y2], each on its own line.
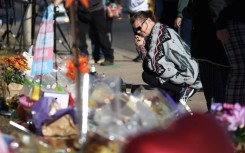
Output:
[94, 46, 208, 113]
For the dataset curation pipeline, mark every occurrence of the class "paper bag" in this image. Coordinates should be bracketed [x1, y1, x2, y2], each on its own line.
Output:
[4, 83, 23, 100]
[42, 114, 78, 137]
[42, 103, 78, 136]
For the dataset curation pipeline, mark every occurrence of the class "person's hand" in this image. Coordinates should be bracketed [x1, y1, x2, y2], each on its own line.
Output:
[216, 29, 230, 44]
[174, 17, 182, 28]
[134, 35, 145, 46]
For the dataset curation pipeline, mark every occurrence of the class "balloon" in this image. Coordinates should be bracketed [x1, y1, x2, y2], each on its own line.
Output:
[122, 113, 234, 153]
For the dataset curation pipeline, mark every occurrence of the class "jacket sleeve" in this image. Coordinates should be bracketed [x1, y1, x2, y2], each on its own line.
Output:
[177, 0, 189, 18]
[136, 45, 147, 59]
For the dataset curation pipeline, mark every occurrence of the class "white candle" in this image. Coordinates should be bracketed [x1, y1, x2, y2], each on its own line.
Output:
[81, 73, 89, 143]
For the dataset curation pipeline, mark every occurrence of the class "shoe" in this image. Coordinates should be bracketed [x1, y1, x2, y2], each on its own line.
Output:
[96, 58, 105, 64]
[178, 87, 196, 103]
[132, 55, 141, 62]
[178, 87, 196, 114]
[100, 60, 114, 66]
[89, 59, 95, 64]
[131, 84, 141, 94]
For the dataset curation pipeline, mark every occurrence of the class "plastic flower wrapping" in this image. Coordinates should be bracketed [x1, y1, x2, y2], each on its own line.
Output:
[74, 74, 191, 153]
[211, 103, 245, 152]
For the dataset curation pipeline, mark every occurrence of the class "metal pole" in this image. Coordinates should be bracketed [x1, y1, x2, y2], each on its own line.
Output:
[31, 0, 36, 45]
[69, 0, 84, 148]
[23, 0, 32, 48]
[4, 0, 10, 46]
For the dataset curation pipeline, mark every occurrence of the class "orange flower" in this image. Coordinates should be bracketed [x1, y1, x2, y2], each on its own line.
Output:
[66, 71, 75, 80]
[14, 62, 20, 69]
[1, 55, 30, 73]
[18, 60, 24, 65]
[1, 55, 30, 84]
[66, 55, 90, 80]
[9, 57, 15, 62]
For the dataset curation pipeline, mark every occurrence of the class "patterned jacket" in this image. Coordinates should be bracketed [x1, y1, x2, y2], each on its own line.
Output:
[137, 23, 202, 89]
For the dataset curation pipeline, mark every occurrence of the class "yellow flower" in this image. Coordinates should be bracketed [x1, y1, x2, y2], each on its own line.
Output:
[7, 67, 12, 71]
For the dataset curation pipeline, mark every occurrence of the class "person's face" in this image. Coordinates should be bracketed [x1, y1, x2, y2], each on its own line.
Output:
[133, 18, 151, 37]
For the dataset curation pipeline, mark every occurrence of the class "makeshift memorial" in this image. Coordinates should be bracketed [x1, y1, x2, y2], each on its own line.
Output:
[211, 103, 245, 152]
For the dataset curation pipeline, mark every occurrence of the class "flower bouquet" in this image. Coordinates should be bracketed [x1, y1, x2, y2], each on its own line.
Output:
[0, 55, 30, 111]
[0, 55, 30, 85]
[211, 103, 245, 152]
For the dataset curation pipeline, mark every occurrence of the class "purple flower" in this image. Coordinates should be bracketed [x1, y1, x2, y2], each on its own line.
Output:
[211, 103, 223, 112]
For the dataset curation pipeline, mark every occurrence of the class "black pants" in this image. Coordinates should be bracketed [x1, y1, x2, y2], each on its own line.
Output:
[89, 18, 113, 61]
[198, 61, 229, 110]
[77, 8, 114, 61]
[142, 60, 183, 93]
[142, 71, 183, 92]
[142, 71, 183, 101]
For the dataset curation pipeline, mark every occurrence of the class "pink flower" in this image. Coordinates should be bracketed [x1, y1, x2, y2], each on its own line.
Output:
[212, 103, 245, 131]
[219, 103, 245, 131]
